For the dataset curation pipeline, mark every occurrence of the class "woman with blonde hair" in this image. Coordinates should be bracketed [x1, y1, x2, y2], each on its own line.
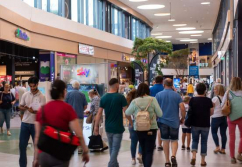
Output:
[211, 85, 227, 154]
[222, 77, 242, 164]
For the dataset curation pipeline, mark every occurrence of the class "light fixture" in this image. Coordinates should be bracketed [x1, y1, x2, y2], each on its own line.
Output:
[154, 13, 170, 16]
[176, 27, 196, 30]
[208, 38, 212, 40]
[151, 33, 163, 36]
[176, 38, 190, 40]
[168, 19, 175, 21]
[180, 39, 198, 42]
[173, 24, 187, 26]
[33, 56, 36, 60]
[166, 41, 171, 42]
[137, 4, 165, 10]
[129, 0, 147, 2]
[179, 30, 204, 34]
[190, 42, 198, 43]
[168, 3, 175, 22]
[155, 36, 172, 39]
[191, 34, 202, 36]
[201, 2, 210, 5]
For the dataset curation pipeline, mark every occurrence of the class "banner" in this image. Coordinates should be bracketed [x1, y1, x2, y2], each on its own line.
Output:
[50, 52, 55, 83]
[149, 54, 160, 85]
[189, 66, 199, 77]
[133, 62, 144, 85]
[39, 54, 50, 82]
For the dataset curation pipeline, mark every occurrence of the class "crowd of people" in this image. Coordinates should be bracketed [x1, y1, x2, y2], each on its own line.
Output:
[0, 75, 242, 167]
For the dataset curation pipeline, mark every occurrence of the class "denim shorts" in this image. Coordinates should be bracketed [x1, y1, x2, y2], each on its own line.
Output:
[182, 128, 191, 134]
[158, 123, 179, 141]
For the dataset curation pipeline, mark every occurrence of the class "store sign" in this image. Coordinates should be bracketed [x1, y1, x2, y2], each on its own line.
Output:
[79, 44, 94, 55]
[77, 67, 90, 77]
[15, 62, 32, 67]
[0, 76, 12, 82]
[15, 71, 35, 75]
[15, 28, 29, 41]
[189, 66, 199, 76]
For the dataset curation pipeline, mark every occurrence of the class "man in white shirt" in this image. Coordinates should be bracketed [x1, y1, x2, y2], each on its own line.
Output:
[19, 77, 46, 167]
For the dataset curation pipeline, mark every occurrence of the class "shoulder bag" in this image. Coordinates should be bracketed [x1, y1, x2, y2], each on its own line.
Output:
[229, 91, 242, 121]
[222, 91, 231, 116]
[37, 106, 80, 161]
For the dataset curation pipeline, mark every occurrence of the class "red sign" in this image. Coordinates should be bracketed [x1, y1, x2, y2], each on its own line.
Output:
[0, 75, 12, 82]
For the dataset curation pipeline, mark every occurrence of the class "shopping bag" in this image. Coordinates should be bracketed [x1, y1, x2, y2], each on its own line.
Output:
[88, 135, 103, 150]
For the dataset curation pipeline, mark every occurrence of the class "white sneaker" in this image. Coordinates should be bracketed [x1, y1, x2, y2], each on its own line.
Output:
[137, 156, 143, 164]
[132, 159, 136, 165]
[7, 131, 11, 136]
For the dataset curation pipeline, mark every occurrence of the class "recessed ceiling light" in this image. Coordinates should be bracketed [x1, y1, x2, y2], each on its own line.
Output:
[151, 33, 163, 36]
[173, 24, 187, 26]
[137, 4, 165, 10]
[190, 42, 198, 43]
[176, 27, 196, 30]
[168, 19, 176, 21]
[180, 39, 198, 42]
[201, 2, 210, 5]
[208, 38, 212, 40]
[129, 0, 147, 2]
[179, 31, 204, 34]
[191, 34, 202, 36]
[176, 38, 190, 40]
[155, 36, 172, 39]
[154, 13, 170, 16]
[166, 41, 171, 42]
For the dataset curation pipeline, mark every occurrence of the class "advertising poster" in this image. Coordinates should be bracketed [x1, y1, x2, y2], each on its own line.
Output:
[173, 78, 181, 89]
[39, 54, 50, 81]
[189, 48, 199, 66]
[133, 62, 144, 85]
[61, 64, 99, 84]
[50, 52, 55, 83]
[149, 54, 160, 84]
[189, 66, 199, 77]
[56, 52, 76, 73]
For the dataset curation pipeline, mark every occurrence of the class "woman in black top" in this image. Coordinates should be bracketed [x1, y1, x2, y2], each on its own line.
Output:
[0, 83, 15, 136]
[189, 83, 214, 166]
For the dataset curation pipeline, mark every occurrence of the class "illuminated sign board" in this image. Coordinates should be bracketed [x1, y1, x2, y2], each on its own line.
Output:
[79, 44, 94, 55]
[77, 67, 90, 77]
[15, 28, 29, 41]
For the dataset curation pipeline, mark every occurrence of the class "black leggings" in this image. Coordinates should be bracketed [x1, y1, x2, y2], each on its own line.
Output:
[39, 152, 70, 167]
[136, 129, 157, 167]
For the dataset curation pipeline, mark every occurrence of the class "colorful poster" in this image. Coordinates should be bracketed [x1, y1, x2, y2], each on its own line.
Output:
[173, 78, 181, 89]
[56, 52, 76, 72]
[50, 52, 55, 83]
[189, 48, 199, 66]
[189, 66, 199, 76]
[39, 54, 50, 82]
[133, 62, 144, 86]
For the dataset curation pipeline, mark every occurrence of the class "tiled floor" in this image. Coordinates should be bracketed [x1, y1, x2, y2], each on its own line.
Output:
[0, 117, 242, 167]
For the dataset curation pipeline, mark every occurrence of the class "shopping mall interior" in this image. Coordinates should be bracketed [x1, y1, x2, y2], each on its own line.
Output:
[0, 0, 242, 166]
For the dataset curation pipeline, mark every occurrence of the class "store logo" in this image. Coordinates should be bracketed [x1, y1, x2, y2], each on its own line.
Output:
[15, 28, 29, 41]
[77, 68, 90, 77]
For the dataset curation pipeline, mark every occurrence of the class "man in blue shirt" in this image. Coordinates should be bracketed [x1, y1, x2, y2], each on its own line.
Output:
[65, 81, 87, 154]
[150, 76, 164, 97]
[156, 78, 185, 167]
[150, 76, 164, 151]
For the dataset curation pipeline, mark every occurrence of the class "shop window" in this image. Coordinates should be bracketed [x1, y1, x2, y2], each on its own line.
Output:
[71, 0, 78, 22]
[50, 0, 59, 15]
[42, 0, 48, 11]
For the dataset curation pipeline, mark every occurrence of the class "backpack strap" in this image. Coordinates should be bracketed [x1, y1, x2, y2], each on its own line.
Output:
[229, 91, 237, 98]
[145, 98, 153, 111]
[217, 96, 222, 104]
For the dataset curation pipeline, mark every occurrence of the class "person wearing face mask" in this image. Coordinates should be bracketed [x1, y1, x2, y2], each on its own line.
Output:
[85, 89, 108, 151]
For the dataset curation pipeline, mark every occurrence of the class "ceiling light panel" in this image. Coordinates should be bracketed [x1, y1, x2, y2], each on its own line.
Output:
[137, 4, 165, 10]
[191, 34, 202, 36]
[129, 0, 147, 2]
[179, 31, 204, 34]
[208, 38, 212, 40]
[176, 27, 196, 30]
[173, 24, 187, 26]
[201, 2, 211, 5]
[154, 13, 170, 16]
[155, 36, 172, 39]
[180, 39, 198, 42]
[166, 41, 171, 42]
[168, 19, 175, 21]
[151, 33, 163, 36]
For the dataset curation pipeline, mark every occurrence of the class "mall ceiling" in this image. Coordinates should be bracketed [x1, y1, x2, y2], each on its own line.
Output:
[119, 0, 221, 44]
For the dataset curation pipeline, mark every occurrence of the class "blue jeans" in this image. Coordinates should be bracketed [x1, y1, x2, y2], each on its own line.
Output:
[211, 117, 228, 149]
[106, 132, 123, 167]
[19, 122, 35, 167]
[191, 127, 209, 156]
[129, 125, 142, 158]
[188, 93, 194, 97]
[0, 108, 12, 129]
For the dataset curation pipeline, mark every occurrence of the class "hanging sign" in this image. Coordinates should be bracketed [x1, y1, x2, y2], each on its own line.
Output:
[133, 62, 144, 86]
[79, 44, 94, 55]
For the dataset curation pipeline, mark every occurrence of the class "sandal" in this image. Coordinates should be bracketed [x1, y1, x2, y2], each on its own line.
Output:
[201, 162, 207, 166]
[190, 159, 196, 166]
[219, 150, 226, 154]
[171, 156, 177, 167]
[231, 158, 237, 164]
[165, 162, 171, 167]
[214, 148, 220, 154]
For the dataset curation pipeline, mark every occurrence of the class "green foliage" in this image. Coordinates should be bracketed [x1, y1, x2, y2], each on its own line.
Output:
[132, 37, 173, 59]
[169, 48, 189, 58]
